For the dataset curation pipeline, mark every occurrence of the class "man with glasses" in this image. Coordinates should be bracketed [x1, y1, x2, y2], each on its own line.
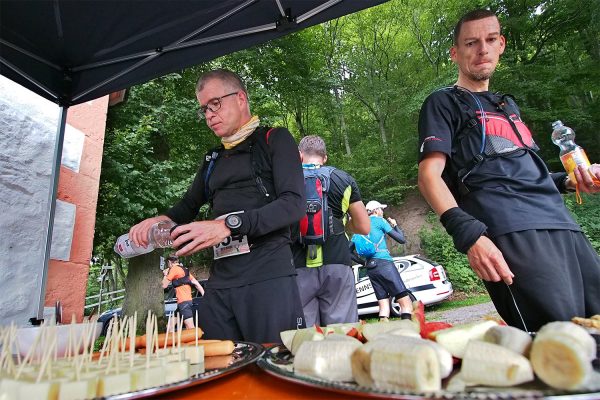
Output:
[129, 69, 306, 342]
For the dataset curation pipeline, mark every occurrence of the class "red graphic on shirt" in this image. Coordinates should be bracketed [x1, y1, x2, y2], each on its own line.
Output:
[477, 111, 534, 148]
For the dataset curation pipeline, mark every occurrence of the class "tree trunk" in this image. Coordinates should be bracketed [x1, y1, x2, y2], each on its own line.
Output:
[115, 257, 127, 288]
[295, 109, 306, 137]
[122, 251, 166, 333]
[340, 112, 351, 155]
[378, 117, 388, 147]
[333, 87, 351, 155]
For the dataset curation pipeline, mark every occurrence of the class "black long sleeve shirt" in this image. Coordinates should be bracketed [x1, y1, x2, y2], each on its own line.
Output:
[165, 127, 305, 288]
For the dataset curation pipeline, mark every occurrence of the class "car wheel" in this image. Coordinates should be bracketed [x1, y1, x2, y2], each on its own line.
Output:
[389, 291, 417, 317]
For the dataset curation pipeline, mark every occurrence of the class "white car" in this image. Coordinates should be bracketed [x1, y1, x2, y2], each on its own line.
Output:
[354, 254, 453, 317]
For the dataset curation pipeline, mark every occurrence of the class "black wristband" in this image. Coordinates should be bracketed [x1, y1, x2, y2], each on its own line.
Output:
[440, 207, 487, 254]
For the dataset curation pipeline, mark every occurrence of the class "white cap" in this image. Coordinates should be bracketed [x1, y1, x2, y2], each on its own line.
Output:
[365, 200, 387, 211]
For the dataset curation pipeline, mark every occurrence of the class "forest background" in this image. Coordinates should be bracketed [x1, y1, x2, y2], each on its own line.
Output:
[87, 0, 600, 317]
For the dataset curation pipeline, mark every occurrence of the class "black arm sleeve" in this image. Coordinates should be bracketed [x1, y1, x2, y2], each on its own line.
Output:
[164, 160, 209, 224]
[387, 226, 406, 244]
[238, 128, 306, 237]
[348, 242, 365, 265]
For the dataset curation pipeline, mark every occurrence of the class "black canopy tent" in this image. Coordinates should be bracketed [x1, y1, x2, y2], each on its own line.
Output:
[0, 0, 387, 321]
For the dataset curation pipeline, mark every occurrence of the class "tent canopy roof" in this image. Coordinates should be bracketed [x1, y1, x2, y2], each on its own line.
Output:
[0, 0, 386, 106]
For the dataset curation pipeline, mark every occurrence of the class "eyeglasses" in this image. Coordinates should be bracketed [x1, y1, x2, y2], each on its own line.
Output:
[197, 92, 238, 120]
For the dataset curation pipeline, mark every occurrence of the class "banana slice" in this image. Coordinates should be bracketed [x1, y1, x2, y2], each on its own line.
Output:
[530, 321, 597, 390]
[461, 340, 534, 386]
[384, 334, 453, 378]
[293, 339, 362, 381]
[370, 343, 440, 391]
[483, 325, 532, 356]
[351, 336, 441, 391]
[535, 321, 596, 360]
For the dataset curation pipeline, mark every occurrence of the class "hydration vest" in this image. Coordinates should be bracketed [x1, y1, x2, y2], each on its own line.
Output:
[202, 127, 276, 210]
[441, 86, 537, 197]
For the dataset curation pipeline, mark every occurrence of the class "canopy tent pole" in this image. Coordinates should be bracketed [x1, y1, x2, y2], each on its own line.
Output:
[31, 106, 68, 323]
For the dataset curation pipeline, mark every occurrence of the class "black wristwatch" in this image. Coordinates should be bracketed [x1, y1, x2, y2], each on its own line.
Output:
[224, 213, 243, 235]
[563, 175, 576, 193]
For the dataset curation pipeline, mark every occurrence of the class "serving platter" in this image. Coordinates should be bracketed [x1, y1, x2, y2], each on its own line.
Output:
[257, 344, 600, 400]
[106, 341, 263, 399]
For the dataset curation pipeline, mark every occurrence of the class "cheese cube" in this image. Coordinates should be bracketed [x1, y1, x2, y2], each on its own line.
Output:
[164, 361, 189, 384]
[97, 372, 131, 397]
[183, 346, 204, 365]
[130, 366, 165, 391]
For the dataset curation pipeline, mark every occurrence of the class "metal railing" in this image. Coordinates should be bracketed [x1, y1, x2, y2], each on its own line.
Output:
[84, 289, 125, 310]
[84, 264, 125, 314]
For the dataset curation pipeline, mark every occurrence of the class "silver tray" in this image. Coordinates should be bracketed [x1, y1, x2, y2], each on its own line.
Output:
[106, 341, 263, 399]
[257, 344, 600, 400]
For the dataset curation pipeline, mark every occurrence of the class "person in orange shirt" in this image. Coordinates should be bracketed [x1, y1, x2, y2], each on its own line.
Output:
[162, 255, 204, 329]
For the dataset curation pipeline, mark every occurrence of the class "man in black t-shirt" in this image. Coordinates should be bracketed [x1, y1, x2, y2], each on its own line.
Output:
[129, 69, 306, 343]
[292, 135, 370, 327]
[418, 9, 600, 331]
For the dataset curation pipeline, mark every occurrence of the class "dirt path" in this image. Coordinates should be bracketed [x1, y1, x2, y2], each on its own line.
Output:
[427, 301, 500, 324]
[386, 190, 434, 255]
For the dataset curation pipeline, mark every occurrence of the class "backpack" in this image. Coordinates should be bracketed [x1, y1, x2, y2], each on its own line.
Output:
[352, 234, 384, 259]
[202, 127, 276, 208]
[298, 165, 336, 260]
[171, 266, 192, 288]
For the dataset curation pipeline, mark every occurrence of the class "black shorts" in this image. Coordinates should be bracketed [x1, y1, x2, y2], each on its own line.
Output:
[367, 258, 409, 301]
[485, 229, 600, 332]
[197, 275, 305, 343]
[177, 300, 194, 320]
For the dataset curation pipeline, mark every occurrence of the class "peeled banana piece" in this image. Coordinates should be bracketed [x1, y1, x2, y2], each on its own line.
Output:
[530, 321, 597, 390]
[351, 336, 441, 391]
[461, 340, 533, 387]
[379, 334, 453, 378]
[536, 321, 596, 361]
[483, 325, 532, 356]
[293, 339, 362, 381]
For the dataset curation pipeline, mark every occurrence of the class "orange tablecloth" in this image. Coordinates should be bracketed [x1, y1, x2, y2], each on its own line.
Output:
[156, 364, 357, 400]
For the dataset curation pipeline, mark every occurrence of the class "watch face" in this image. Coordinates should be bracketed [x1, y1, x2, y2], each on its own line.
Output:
[226, 214, 242, 229]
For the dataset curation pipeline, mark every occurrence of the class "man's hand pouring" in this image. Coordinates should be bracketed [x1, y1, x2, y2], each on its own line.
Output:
[171, 220, 232, 257]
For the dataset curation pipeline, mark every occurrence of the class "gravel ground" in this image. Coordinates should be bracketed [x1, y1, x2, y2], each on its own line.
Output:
[427, 301, 500, 325]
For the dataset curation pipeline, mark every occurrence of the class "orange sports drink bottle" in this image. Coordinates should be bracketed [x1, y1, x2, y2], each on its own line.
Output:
[551, 120, 600, 203]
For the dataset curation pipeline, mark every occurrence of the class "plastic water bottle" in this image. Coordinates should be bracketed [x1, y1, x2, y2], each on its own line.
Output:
[114, 220, 176, 258]
[551, 120, 600, 185]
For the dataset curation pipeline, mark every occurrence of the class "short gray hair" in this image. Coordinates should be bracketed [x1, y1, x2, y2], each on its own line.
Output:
[298, 135, 327, 158]
[196, 69, 247, 95]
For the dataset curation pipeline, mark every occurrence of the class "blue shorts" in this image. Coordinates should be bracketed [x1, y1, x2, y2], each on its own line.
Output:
[367, 258, 409, 301]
